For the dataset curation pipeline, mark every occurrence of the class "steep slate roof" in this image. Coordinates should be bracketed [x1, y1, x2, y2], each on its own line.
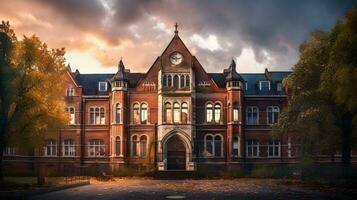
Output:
[75, 71, 290, 96]
[75, 73, 145, 95]
[207, 71, 291, 96]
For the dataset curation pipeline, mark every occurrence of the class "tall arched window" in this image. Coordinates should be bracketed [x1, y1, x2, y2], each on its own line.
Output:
[181, 102, 188, 124]
[164, 102, 172, 123]
[65, 107, 75, 124]
[214, 135, 222, 157]
[115, 136, 121, 156]
[163, 75, 167, 87]
[132, 135, 139, 156]
[167, 75, 172, 87]
[214, 103, 221, 123]
[246, 106, 259, 125]
[100, 107, 105, 124]
[180, 75, 185, 88]
[267, 106, 279, 124]
[140, 103, 148, 124]
[140, 135, 147, 157]
[233, 102, 239, 122]
[206, 103, 213, 123]
[133, 103, 140, 124]
[185, 75, 190, 87]
[173, 102, 180, 123]
[115, 103, 121, 123]
[173, 75, 179, 88]
[233, 136, 239, 156]
[205, 135, 213, 156]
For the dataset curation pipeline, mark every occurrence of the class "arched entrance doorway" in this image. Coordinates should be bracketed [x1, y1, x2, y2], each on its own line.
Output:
[166, 135, 186, 170]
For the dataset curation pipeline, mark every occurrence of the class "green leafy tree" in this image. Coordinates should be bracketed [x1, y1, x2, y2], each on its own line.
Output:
[0, 21, 69, 180]
[273, 8, 357, 165]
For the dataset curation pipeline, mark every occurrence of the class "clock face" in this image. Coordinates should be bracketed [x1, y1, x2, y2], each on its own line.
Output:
[170, 52, 183, 65]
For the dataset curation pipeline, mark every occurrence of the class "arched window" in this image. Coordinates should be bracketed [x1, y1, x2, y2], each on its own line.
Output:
[133, 103, 140, 124]
[180, 75, 185, 88]
[163, 75, 167, 87]
[185, 75, 190, 87]
[45, 139, 57, 156]
[140, 135, 147, 157]
[65, 107, 75, 124]
[66, 87, 74, 96]
[233, 102, 239, 122]
[63, 139, 75, 157]
[173, 75, 179, 88]
[233, 136, 239, 156]
[173, 102, 180, 123]
[132, 135, 139, 156]
[214, 103, 221, 123]
[181, 102, 188, 124]
[100, 107, 105, 124]
[95, 107, 100, 124]
[115, 136, 121, 156]
[214, 135, 222, 157]
[206, 103, 213, 123]
[140, 103, 148, 124]
[115, 103, 121, 123]
[205, 135, 213, 156]
[164, 102, 172, 123]
[167, 75, 172, 87]
[267, 106, 279, 124]
[246, 106, 259, 125]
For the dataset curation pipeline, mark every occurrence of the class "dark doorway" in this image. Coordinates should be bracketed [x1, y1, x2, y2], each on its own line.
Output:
[166, 135, 186, 170]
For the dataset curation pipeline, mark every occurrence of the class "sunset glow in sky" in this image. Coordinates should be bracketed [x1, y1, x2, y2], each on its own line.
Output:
[1, 0, 356, 73]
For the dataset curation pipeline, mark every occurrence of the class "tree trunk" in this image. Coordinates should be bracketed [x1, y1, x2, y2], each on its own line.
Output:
[341, 114, 352, 166]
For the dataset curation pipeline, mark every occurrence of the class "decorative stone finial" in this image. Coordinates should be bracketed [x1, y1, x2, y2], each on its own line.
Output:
[174, 22, 178, 35]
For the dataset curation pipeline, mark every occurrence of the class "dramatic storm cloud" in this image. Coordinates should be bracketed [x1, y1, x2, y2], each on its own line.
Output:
[1, 0, 356, 73]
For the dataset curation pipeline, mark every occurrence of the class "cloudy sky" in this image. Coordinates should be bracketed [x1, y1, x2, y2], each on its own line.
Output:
[1, 0, 356, 73]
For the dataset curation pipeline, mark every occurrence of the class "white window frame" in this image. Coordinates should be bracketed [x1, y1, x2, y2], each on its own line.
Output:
[63, 139, 75, 157]
[89, 107, 105, 125]
[232, 136, 240, 157]
[246, 140, 260, 158]
[246, 106, 259, 125]
[233, 107, 239, 122]
[268, 140, 281, 158]
[267, 106, 280, 125]
[45, 140, 57, 157]
[204, 134, 223, 157]
[3, 147, 16, 156]
[66, 87, 74, 96]
[88, 139, 105, 157]
[65, 107, 75, 125]
[259, 81, 271, 91]
[98, 82, 108, 91]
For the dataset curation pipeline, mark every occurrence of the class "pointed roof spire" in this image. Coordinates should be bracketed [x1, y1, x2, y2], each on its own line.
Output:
[224, 58, 243, 82]
[111, 58, 127, 81]
[174, 22, 178, 35]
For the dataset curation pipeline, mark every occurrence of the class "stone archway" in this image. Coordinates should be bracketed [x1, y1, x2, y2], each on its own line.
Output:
[166, 134, 186, 170]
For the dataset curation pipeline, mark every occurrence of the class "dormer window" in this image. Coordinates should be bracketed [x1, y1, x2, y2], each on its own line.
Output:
[277, 82, 282, 92]
[259, 81, 270, 91]
[98, 82, 107, 91]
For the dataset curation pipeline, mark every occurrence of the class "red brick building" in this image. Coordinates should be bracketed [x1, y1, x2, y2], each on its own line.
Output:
[3, 27, 303, 174]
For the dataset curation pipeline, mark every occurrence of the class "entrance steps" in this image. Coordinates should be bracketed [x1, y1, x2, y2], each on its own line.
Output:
[153, 170, 198, 179]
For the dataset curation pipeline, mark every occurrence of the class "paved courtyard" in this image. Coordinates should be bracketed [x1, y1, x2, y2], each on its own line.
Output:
[31, 178, 355, 200]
